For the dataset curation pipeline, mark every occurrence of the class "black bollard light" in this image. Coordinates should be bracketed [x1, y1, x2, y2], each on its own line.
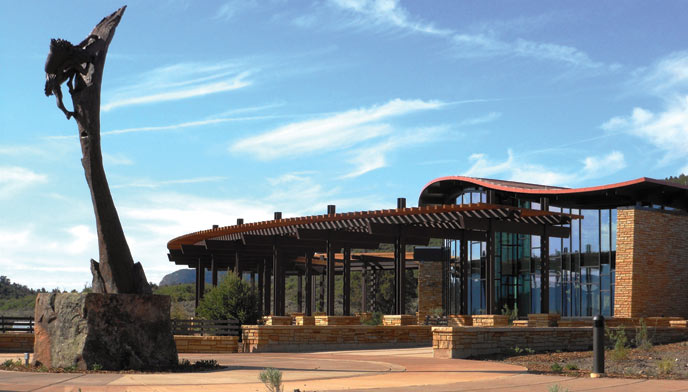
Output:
[592, 314, 605, 377]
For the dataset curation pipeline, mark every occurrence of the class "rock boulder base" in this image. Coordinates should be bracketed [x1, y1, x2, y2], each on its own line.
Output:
[34, 293, 178, 370]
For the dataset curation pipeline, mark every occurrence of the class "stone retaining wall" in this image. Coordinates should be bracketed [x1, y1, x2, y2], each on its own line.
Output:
[433, 325, 688, 359]
[0, 333, 33, 353]
[0, 334, 239, 354]
[174, 335, 238, 353]
[241, 325, 433, 353]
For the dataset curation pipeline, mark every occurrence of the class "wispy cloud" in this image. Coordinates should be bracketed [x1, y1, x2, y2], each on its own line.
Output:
[230, 98, 444, 160]
[102, 62, 253, 111]
[103, 153, 134, 166]
[329, 0, 451, 36]
[452, 34, 608, 69]
[101, 115, 276, 136]
[324, 0, 608, 69]
[462, 149, 626, 187]
[214, 0, 257, 21]
[0, 166, 47, 198]
[602, 98, 688, 167]
[602, 51, 688, 170]
[342, 126, 447, 178]
[112, 176, 227, 189]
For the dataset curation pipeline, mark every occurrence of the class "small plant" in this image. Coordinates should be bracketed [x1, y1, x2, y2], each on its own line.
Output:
[634, 318, 653, 350]
[550, 363, 563, 373]
[259, 367, 283, 392]
[90, 363, 103, 371]
[564, 363, 578, 371]
[429, 307, 444, 317]
[194, 359, 219, 369]
[606, 327, 630, 361]
[657, 358, 674, 375]
[548, 384, 570, 392]
[501, 303, 518, 323]
[1, 359, 22, 368]
[63, 364, 78, 372]
[512, 346, 534, 355]
[362, 311, 383, 326]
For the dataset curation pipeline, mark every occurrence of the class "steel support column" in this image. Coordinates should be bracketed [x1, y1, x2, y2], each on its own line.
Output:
[258, 259, 264, 315]
[326, 240, 335, 315]
[297, 272, 303, 313]
[211, 256, 218, 287]
[343, 247, 351, 316]
[486, 219, 495, 314]
[460, 235, 469, 315]
[319, 270, 325, 313]
[264, 258, 272, 315]
[541, 225, 550, 314]
[305, 252, 313, 316]
[361, 261, 368, 313]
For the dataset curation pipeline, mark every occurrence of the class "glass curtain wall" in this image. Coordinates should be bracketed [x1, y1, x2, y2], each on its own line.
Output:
[449, 191, 616, 317]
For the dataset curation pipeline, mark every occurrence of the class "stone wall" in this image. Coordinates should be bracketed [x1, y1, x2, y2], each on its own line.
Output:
[417, 260, 443, 315]
[241, 325, 432, 352]
[383, 315, 416, 326]
[1, 334, 238, 354]
[615, 208, 688, 318]
[174, 335, 238, 353]
[315, 316, 360, 326]
[433, 325, 688, 359]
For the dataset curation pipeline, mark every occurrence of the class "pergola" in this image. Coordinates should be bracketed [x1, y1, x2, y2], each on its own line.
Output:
[167, 199, 578, 316]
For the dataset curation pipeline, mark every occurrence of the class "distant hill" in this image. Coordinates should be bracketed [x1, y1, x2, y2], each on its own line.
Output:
[0, 276, 42, 317]
[159, 269, 228, 286]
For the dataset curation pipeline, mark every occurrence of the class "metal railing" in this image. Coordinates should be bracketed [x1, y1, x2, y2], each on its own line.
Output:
[0, 316, 240, 336]
[171, 318, 240, 336]
[0, 316, 34, 333]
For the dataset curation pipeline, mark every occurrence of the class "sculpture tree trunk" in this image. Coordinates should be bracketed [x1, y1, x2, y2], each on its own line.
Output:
[69, 6, 149, 294]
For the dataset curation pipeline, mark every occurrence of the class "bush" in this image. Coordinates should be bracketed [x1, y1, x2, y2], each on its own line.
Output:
[548, 384, 570, 392]
[606, 327, 630, 361]
[634, 318, 653, 350]
[501, 303, 518, 323]
[657, 358, 674, 375]
[362, 311, 383, 326]
[259, 367, 283, 392]
[196, 273, 261, 324]
[564, 363, 578, 371]
[550, 363, 563, 373]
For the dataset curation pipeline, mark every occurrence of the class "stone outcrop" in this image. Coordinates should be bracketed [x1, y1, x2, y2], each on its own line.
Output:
[33, 292, 178, 370]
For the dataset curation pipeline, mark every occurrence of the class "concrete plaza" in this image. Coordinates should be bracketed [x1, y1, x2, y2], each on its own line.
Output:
[2, 347, 688, 391]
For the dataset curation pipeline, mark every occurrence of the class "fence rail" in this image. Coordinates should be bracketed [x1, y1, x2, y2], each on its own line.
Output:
[0, 316, 34, 333]
[171, 319, 241, 336]
[0, 316, 240, 336]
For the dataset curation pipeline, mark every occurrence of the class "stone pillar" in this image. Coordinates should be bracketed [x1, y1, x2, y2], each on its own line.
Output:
[418, 260, 443, 317]
[614, 207, 688, 318]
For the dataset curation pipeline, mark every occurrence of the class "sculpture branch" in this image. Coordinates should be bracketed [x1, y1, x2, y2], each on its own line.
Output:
[45, 6, 150, 294]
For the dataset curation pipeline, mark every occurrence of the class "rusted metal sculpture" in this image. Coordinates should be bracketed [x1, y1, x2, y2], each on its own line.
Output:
[45, 6, 150, 295]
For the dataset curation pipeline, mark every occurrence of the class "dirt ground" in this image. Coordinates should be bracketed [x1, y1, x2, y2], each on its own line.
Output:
[479, 340, 688, 379]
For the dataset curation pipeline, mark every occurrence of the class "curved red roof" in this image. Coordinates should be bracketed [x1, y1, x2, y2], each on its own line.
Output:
[418, 176, 688, 210]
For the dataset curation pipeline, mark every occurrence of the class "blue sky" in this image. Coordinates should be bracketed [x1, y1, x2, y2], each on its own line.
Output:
[1, 1, 687, 290]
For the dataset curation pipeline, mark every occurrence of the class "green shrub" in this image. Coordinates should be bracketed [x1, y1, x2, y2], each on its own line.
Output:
[259, 367, 283, 392]
[501, 303, 518, 323]
[548, 384, 570, 392]
[564, 363, 578, 371]
[196, 273, 261, 324]
[550, 363, 563, 373]
[657, 358, 674, 375]
[362, 311, 383, 326]
[90, 363, 103, 371]
[634, 318, 653, 350]
[606, 327, 630, 361]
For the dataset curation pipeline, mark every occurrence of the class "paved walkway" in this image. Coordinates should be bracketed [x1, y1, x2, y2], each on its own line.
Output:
[2, 348, 688, 391]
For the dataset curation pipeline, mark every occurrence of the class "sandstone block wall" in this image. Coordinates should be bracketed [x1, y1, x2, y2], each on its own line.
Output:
[471, 315, 508, 327]
[1, 334, 240, 354]
[241, 325, 432, 353]
[383, 315, 416, 326]
[0, 333, 34, 353]
[418, 260, 443, 315]
[174, 335, 238, 353]
[615, 208, 688, 318]
[433, 325, 688, 359]
[314, 316, 360, 326]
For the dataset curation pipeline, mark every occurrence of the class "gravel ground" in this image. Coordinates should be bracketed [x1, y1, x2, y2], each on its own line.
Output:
[479, 340, 688, 379]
